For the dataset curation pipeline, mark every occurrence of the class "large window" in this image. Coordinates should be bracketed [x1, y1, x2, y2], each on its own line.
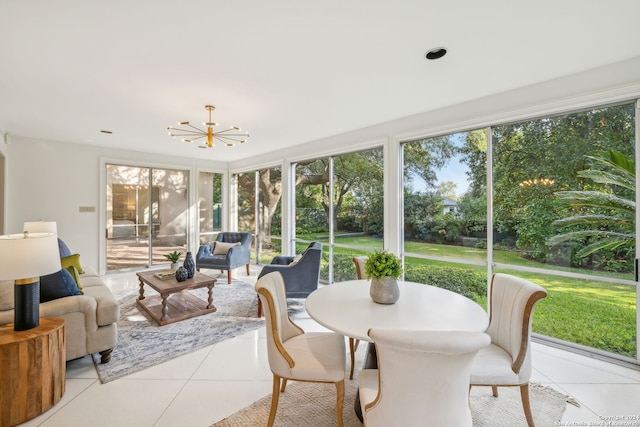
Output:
[234, 167, 283, 263]
[294, 148, 384, 282]
[403, 130, 488, 268]
[492, 103, 636, 359]
[400, 102, 637, 361]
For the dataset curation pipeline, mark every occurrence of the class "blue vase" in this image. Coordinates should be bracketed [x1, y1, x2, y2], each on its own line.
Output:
[183, 251, 195, 278]
[175, 266, 189, 282]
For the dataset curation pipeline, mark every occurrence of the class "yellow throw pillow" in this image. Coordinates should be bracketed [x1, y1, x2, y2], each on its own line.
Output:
[65, 265, 84, 292]
[213, 241, 240, 255]
[61, 253, 85, 275]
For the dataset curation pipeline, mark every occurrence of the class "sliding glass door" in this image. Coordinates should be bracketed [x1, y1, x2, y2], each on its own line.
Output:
[106, 164, 188, 271]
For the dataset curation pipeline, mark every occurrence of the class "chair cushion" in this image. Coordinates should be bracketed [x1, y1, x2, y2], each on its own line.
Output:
[213, 241, 240, 255]
[282, 332, 346, 382]
[470, 343, 522, 384]
[40, 269, 83, 302]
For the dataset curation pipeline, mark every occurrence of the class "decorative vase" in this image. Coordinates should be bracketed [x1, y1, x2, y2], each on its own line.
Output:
[370, 277, 400, 304]
[183, 251, 195, 278]
[175, 266, 189, 282]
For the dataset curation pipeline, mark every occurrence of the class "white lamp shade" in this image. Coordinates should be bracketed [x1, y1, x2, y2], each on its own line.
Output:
[0, 233, 61, 280]
[23, 221, 58, 235]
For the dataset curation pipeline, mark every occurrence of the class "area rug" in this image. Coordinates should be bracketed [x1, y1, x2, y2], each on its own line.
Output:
[92, 278, 304, 383]
[212, 347, 576, 427]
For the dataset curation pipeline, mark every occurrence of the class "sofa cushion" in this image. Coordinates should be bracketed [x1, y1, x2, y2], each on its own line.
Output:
[213, 241, 240, 255]
[40, 269, 82, 302]
[61, 253, 85, 275]
[0, 280, 14, 311]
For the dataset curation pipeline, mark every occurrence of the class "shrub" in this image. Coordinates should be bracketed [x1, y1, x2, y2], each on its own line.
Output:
[404, 265, 486, 301]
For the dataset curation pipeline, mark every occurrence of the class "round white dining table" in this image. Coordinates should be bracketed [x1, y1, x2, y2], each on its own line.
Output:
[306, 279, 489, 421]
[305, 279, 489, 342]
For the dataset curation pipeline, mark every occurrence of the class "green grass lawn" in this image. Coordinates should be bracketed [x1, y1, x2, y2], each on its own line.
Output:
[296, 233, 638, 358]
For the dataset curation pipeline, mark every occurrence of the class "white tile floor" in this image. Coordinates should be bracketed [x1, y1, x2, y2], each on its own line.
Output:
[18, 269, 640, 427]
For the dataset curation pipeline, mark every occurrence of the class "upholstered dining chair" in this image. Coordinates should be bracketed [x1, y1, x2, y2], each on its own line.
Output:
[470, 273, 548, 427]
[347, 256, 368, 379]
[358, 329, 490, 427]
[195, 232, 251, 284]
[255, 272, 346, 427]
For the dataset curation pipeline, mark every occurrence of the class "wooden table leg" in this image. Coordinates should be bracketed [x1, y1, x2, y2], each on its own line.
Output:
[161, 293, 169, 320]
[138, 278, 145, 300]
[206, 284, 215, 309]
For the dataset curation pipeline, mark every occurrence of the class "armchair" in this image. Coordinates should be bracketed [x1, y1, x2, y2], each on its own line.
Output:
[196, 232, 252, 284]
[256, 242, 322, 317]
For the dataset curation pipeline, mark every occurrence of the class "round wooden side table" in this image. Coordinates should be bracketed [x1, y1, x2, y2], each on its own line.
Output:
[0, 317, 66, 426]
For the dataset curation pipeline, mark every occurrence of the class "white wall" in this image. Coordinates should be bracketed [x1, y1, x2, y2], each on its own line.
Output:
[6, 137, 226, 273]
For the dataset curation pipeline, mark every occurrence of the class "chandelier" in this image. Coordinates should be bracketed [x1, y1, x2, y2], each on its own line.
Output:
[167, 105, 249, 148]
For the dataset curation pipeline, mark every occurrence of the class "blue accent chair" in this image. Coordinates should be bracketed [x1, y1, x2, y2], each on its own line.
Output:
[256, 242, 322, 316]
[196, 232, 252, 284]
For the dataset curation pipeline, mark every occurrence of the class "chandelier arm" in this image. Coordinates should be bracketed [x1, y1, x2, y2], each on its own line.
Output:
[169, 131, 205, 137]
[214, 135, 247, 143]
[215, 128, 249, 135]
[184, 123, 207, 133]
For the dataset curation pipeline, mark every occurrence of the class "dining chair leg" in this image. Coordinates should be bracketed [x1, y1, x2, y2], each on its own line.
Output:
[268, 374, 281, 427]
[246, 263, 250, 275]
[520, 383, 535, 427]
[492, 385, 499, 397]
[227, 270, 232, 284]
[280, 378, 288, 392]
[335, 380, 345, 427]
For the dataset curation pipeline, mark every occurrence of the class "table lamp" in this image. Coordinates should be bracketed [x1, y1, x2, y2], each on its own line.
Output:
[23, 221, 58, 235]
[0, 232, 61, 331]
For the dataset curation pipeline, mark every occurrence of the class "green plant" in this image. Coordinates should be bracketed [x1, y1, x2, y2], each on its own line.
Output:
[549, 149, 635, 262]
[364, 250, 402, 279]
[404, 265, 487, 303]
[164, 251, 182, 263]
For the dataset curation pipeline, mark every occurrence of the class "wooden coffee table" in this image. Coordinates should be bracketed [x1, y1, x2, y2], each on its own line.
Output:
[136, 271, 217, 325]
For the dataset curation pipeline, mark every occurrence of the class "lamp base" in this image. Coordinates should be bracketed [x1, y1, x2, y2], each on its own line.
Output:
[14, 280, 40, 331]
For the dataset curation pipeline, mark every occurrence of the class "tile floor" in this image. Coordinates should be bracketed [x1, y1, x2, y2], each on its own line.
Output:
[17, 269, 640, 427]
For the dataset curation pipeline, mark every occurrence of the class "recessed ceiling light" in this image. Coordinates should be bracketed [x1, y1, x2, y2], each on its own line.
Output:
[100, 130, 113, 134]
[425, 47, 447, 60]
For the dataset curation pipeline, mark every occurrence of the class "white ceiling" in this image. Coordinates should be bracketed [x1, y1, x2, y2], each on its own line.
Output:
[1, 0, 640, 163]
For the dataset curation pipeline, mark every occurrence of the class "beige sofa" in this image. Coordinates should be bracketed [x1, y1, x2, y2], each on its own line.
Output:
[0, 266, 119, 363]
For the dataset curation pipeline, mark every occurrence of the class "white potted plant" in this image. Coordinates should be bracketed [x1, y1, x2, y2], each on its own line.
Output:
[364, 250, 402, 304]
[164, 251, 182, 271]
